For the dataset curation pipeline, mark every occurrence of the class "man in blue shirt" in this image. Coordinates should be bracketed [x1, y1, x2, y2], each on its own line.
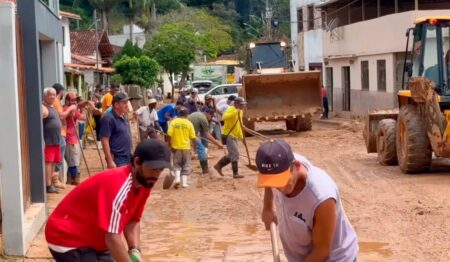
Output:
[157, 101, 183, 134]
[100, 93, 132, 168]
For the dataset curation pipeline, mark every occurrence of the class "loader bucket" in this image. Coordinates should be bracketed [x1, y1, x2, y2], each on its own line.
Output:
[242, 72, 322, 120]
[363, 109, 398, 153]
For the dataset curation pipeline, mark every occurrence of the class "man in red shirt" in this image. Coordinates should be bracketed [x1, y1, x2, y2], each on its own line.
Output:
[64, 92, 86, 185]
[45, 139, 171, 261]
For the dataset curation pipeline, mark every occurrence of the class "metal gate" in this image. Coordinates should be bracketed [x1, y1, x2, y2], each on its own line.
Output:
[16, 16, 31, 210]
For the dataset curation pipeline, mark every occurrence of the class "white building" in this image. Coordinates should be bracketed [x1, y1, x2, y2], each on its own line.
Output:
[290, 0, 325, 72]
[317, 0, 450, 116]
[109, 24, 146, 48]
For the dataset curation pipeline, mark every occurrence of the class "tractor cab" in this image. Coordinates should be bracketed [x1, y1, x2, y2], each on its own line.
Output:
[406, 17, 450, 98]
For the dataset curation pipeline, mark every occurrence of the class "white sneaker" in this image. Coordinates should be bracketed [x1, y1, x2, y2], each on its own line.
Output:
[174, 170, 181, 189]
[181, 175, 188, 188]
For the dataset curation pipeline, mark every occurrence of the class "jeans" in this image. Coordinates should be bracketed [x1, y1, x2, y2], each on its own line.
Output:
[55, 136, 66, 173]
[113, 154, 131, 167]
[78, 122, 85, 141]
[195, 137, 207, 161]
[323, 97, 329, 118]
[211, 121, 222, 140]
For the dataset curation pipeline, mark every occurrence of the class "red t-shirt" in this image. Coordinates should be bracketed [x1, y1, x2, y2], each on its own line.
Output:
[45, 165, 151, 251]
[321, 87, 328, 98]
[64, 106, 82, 145]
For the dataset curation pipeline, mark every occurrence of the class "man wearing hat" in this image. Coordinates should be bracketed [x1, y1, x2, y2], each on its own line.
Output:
[184, 88, 200, 113]
[45, 139, 171, 262]
[100, 92, 132, 168]
[135, 98, 161, 141]
[213, 97, 247, 179]
[188, 110, 223, 174]
[256, 139, 358, 262]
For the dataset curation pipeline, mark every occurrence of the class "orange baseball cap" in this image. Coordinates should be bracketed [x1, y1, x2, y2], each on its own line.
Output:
[256, 139, 294, 188]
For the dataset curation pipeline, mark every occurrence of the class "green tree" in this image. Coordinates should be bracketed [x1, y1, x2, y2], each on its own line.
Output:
[88, 0, 119, 31]
[135, 0, 183, 33]
[113, 55, 160, 86]
[145, 22, 199, 100]
[160, 8, 233, 58]
[113, 39, 143, 63]
[119, 0, 142, 41]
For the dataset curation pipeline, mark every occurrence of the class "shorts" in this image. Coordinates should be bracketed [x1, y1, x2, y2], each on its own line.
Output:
[65, 143, 81, 167]
[45, 145, 61, 163]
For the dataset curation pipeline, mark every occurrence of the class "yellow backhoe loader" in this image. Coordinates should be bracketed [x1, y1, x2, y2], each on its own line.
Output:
[364, 16, 450, 173]
[240, 41, 322, 132]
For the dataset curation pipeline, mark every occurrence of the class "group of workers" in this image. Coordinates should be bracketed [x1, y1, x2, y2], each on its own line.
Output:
[43, 85, 359, 262]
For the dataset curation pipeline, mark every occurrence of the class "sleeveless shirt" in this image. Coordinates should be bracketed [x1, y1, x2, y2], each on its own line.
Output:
[43, 104, 62, 145]
[273, 153, 358, 261]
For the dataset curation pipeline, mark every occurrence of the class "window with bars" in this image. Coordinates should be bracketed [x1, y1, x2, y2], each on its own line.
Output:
[308, 5, 314, 30]
[361, 61, 369, 90]
[377, 60, 386, 91]
[297, 9, 303, 32]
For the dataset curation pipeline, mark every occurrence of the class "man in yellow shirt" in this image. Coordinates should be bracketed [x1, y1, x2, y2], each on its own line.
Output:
[101, 84, 119, 112]
[214, 97, 246, 179]
[167, 107, 196, 188]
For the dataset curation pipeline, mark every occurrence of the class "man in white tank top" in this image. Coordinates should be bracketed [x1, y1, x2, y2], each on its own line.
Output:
[256, 139, 358, 262]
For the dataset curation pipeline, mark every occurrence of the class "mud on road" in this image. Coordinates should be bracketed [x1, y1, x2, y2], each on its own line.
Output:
[25, 120, 449, 261]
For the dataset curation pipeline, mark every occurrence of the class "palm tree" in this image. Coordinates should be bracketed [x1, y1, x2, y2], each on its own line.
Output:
[119, 0, 143, 41]
[88, 0, 118, 31]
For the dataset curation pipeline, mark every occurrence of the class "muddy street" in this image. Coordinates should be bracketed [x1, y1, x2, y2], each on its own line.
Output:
[25, 120, 449, 261]
[139, 120, 450, 261]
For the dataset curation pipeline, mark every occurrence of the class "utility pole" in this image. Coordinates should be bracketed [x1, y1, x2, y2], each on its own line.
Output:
[265, 0, 273, 40]
[94, 9, 99, 71]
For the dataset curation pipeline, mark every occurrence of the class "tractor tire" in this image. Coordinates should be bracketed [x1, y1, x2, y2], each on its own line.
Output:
[296, 114, 312, 132]
[286, 118, 296, 131]
[376, 119, 398, 165]
[396, 104, 432, 174]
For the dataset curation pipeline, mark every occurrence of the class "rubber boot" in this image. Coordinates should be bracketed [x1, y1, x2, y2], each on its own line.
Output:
[96, 140, 103, 150]
[181, 175, 188, 188]
[52, 174, 66, 189]
[72, 174, 81, 185]
[213, 157, 231, 176]
[232, 162, 244, 179]
[66, 173, 72, 185]
[200, 160, 210, 174]
[174, 170, 181, 189]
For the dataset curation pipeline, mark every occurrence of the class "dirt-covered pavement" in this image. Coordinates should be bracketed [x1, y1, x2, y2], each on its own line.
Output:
[24, 119, 450, 261]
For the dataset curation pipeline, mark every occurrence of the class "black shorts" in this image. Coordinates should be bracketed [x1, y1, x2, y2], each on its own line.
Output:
[49, 248, 113, 262]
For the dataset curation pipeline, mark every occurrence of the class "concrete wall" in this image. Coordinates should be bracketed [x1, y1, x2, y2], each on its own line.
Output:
[0, 2, 47, 256]
[62, 17, 71, 64]
[325, 53, 397, 115]
[323, 10, 450, 58]
[290, 0, 324, 71]
[0, 2, 26, 254]
[40, 40, 59, 87]
[109, 33, 146, 48]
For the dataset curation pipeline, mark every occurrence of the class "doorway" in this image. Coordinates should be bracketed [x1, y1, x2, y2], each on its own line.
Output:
[325, 67, 333, 111]
[342, 66, 351, 111]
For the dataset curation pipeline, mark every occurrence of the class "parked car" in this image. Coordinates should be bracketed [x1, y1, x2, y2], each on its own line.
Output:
[190, 80, 214, 94]
[198, 84, 241, 103]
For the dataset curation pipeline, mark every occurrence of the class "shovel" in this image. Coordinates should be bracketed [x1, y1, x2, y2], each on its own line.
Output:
[162, 158, 175, 190]
[270, 222, 281, 262]
[238, 116, 258, 171]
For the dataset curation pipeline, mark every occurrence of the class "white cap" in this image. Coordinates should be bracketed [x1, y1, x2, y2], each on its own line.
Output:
[192, 88, 199, 93]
